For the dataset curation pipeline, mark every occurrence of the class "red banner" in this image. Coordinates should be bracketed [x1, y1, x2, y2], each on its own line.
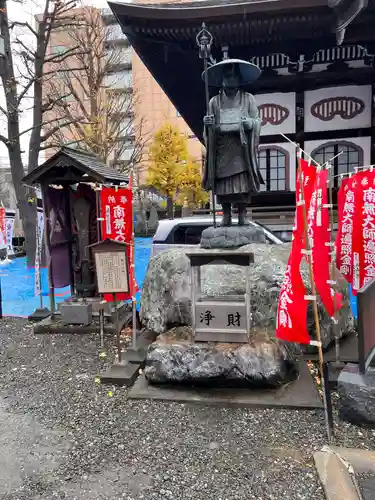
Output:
[311, 169, 342, 317]
[0, 207, 5, 247]
[351, 172, 367, 294]
[100, 187, 137, 302]
[336, 177, 353, 282]
[351, 170, 375, 293]
[276, 158, 316, 345]
[335, 170, 375, 294]
[276, 249, 311, 344]
[360, 171, 375, 288]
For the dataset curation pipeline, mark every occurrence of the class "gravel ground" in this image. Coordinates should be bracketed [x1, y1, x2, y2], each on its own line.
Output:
[0, 318, 374, 500]
[356, 473, 375, 500]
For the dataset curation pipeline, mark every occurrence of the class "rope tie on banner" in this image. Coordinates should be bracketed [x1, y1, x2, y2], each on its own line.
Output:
[304, 295, 317, 301]
[309, 340, 322, 347]
[301, 249, 312, 255]
[337, 165, 375, 178]
[281, 133, 323, 168]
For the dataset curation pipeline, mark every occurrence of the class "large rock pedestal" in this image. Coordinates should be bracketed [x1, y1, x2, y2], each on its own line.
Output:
[140, 244, 355, 349]
[200, 225, 266, 249]
[144, 327, 299, 388]
[338, 364, 375, 426]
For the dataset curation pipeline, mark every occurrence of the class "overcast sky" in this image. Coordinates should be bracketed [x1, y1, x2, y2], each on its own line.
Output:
[0, 0, 111, 167]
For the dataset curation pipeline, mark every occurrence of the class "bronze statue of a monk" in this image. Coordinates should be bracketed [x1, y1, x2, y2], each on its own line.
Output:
[202, 59, 263, 226]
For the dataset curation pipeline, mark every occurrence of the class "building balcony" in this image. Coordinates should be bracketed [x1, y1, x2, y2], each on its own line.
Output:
[104, 69, 133, 90]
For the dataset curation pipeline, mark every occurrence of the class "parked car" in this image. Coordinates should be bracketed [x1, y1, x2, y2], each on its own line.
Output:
[151, 216, 284, 257]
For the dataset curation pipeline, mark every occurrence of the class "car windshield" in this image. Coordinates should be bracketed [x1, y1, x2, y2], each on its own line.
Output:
[153, 218, 284, 245]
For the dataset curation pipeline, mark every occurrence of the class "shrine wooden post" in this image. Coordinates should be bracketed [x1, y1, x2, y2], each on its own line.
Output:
[89, 239, 130, 363]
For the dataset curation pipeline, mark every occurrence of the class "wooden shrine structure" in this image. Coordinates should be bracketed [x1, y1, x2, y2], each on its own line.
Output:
[22, 147, 133, 335]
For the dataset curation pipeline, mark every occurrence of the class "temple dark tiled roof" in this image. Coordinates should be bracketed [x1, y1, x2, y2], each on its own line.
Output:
[108, 0, 374, 140]
[22, 147, 129, 186]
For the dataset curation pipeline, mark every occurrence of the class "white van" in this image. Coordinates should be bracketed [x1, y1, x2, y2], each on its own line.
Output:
[151, 216, 284, 257]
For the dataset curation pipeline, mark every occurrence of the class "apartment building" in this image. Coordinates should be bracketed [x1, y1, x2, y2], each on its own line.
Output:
[131, 0, 203, 185]
[42, 4, 202, 186]
[43, 7, 135, 170]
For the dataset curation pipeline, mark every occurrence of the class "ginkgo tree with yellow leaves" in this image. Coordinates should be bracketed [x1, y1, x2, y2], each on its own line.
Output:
[147, 123, 208, 218]
[176, 158, 209, 209]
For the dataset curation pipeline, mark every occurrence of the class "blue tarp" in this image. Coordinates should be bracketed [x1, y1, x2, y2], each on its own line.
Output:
[348, 285, 358, 320]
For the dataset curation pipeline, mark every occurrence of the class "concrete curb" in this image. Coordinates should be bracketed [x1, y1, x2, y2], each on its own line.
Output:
[314, 447, 375, 500]
[328, 447, 375, 474]
[314, 451, 359, 500]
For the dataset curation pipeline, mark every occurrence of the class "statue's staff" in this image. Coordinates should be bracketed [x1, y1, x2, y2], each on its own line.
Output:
[196, 23, 216, 228]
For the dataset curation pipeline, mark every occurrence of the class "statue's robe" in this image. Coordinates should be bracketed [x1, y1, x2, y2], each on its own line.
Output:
[203, 90, 263, 204]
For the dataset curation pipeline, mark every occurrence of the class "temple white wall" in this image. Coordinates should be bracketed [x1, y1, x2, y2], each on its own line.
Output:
[255, 83, 372, 192]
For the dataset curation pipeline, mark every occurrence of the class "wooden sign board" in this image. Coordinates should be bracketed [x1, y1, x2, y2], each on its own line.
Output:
[94, 251, 129, 294]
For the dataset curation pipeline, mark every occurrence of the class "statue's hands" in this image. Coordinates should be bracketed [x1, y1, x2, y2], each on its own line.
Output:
[241, 117, 253, 131]
[203, 115, 215, 127]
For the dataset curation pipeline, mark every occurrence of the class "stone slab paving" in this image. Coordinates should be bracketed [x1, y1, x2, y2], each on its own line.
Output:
[129, 362, 323, 409]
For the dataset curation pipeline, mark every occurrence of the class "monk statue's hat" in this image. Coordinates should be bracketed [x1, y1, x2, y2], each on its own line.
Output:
[202, 58, 261, 87]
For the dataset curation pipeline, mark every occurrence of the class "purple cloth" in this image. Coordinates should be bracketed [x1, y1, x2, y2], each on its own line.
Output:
[44, 187, 72, 288]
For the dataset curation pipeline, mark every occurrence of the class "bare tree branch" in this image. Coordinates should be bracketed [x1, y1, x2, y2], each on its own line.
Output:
[0, 134, 10, 148]
[16, 79, 34, 106]
[9, 21, 38, 37]
[44, 6, 145, 169]
[41, 118, 85, 143]
[13, 38, 36, 60]
[44, 45, 82, 64]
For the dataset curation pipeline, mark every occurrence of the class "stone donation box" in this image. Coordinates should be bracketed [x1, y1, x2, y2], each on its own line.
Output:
[186, 251, 254, 343]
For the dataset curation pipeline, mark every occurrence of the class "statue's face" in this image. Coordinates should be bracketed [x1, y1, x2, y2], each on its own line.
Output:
[222, 64, 240, 89]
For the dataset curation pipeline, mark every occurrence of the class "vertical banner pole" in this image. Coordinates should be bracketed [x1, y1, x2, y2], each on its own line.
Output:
[41, 186, 55, 316]
[297, 148, 333, 442]
[114, 293, 121, 363]
[96, 184, 106, 351]
[0, 276, 3, 319]
[35, 210, 43, 309]
[130, 167, 137, 350]
[99, 302, 105, 349]
[327, 161, 341, 365]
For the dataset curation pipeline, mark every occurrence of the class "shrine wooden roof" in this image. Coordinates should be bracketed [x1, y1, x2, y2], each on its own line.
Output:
[109, 0, 374, 140]
[22, 148, 129, 186]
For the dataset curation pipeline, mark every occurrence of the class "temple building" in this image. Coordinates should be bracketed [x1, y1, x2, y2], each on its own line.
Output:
[109, 0, 375, 227]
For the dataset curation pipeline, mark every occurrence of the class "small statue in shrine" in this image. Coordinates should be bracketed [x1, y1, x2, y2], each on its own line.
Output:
[202, 59, 263, 226]
[71, 184, 98, 297]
